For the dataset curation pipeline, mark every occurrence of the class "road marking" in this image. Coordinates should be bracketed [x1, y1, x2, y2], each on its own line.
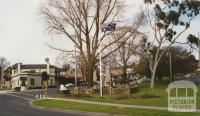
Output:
[13, 92, 36, 97]
[4, 93, 32, 101]
[35, 94, 45, 99]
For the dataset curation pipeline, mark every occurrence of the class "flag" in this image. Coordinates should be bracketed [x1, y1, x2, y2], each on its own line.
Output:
[101, 23, 116, 32]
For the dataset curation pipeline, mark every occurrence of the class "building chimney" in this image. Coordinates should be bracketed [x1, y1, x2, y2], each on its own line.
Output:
[12, 69, 14, 75]
[17, 63, 21, 74]
[47, 62, 50, 75]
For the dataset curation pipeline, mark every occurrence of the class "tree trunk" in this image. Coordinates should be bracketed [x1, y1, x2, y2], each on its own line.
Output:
[85, 63, 94, 87]
[150, 72, 155, 89]
[150, 67, 157, 89]
[122, 65, 127, 84]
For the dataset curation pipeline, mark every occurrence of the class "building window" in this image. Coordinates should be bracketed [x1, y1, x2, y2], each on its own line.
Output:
[30, 70, 36, 73]
[30, 79, 35, 86]
[50, 79, 53, 85]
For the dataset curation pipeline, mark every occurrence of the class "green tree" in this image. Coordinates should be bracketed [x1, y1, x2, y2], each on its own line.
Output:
[142, 0, 200, 89]
[134, 46, 198, 81]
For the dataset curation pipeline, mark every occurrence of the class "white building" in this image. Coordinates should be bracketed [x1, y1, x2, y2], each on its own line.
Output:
[9, 63, 59, 90]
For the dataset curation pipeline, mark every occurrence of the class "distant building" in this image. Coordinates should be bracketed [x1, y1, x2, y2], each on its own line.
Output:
[111, 67, 134, 78]
[6, 63, 59, 90]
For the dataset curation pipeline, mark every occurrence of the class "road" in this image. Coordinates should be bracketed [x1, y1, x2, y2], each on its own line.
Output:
[0, 89, 91, 116]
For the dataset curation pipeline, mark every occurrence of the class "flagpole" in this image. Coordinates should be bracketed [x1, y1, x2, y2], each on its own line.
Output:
[100, 37, 103, 98]
[100, 22, 116, 98]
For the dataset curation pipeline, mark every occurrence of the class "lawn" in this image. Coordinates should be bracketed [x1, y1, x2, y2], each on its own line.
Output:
[33, 99, 200, 116]
[50, 81, 200, 108]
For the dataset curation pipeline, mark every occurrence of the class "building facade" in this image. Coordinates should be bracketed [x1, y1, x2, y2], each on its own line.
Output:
[8, 63, 59, 90]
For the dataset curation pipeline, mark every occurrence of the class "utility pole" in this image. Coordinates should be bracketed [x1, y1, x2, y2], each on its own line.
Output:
[198, 32, 200, 78]
[75, 38, 77, 89]
[169, 50, 173, 82]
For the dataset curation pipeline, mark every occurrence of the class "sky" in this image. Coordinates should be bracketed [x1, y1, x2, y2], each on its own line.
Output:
[0, 0, 139, 66]
[0, 0, 59, 65]
[0, 0, 199, 66]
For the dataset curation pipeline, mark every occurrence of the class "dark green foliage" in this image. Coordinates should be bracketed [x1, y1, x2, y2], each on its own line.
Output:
[187, 34, 199, 46]
[134, 46, 198, 80]
[156, 22, 164, 29]
[143, 0, 153, 4]
[157, 11, 166, 20]
[166, 11, 180, 25]
[144, 0, 200, 42]
[165, 29, 177, 42]
[179, 3, 186, 13]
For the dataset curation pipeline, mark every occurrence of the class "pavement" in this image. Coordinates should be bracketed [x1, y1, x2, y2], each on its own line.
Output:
[0, 89, 111, 116]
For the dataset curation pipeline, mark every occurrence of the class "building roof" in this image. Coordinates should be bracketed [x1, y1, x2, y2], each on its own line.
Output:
[21, 64, 56, 69]
[10, 63, 59, 69]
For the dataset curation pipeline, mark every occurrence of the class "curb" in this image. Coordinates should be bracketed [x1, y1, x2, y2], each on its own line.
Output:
[30, 99, 123, 116]
[0, 90, 13, 94]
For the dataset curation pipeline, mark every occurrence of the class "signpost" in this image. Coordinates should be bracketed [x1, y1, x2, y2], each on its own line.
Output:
[42, 72, 49, 98]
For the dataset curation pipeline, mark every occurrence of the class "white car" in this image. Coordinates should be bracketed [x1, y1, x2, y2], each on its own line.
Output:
[65, 83, 74, 87]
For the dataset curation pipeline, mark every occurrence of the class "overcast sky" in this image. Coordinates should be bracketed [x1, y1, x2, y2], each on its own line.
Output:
[0, 0, 140, 66]
[0, 0, 199, 66]
[0, 0, 58, 65]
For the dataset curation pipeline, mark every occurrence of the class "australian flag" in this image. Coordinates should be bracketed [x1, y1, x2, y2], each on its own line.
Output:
[101, 23, 116, 33]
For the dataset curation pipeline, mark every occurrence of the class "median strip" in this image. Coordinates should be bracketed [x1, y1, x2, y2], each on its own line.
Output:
[32, 99, 200, 116]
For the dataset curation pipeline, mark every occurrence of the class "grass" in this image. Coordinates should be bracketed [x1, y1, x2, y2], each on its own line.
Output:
[33, 99, 200, 116]
[50, 81, 200, 108]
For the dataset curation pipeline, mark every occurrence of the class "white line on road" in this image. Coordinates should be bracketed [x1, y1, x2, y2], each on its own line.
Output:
[4, 93, 33, 101]
[12, 92, 36, 97]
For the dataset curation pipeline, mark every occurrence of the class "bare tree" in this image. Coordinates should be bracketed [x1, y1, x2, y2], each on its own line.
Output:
[107, 28, 144, 83]
[41, 0, 145, 86]
[142, 0, 200, 89]
[0, 57, 9, 89]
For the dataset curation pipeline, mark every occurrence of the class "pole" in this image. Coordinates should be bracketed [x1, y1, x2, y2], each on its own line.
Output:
[100, 38, 103, 98]
[169, 51, 173, 82]
[198, 32, 200, 78]
[45, 58, 50, 98]
[198, 32, 200, 68]
[75, 38, 77, 89]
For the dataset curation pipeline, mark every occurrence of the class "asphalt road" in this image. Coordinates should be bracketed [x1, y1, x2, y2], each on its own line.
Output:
[0, 89, 87, 116]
